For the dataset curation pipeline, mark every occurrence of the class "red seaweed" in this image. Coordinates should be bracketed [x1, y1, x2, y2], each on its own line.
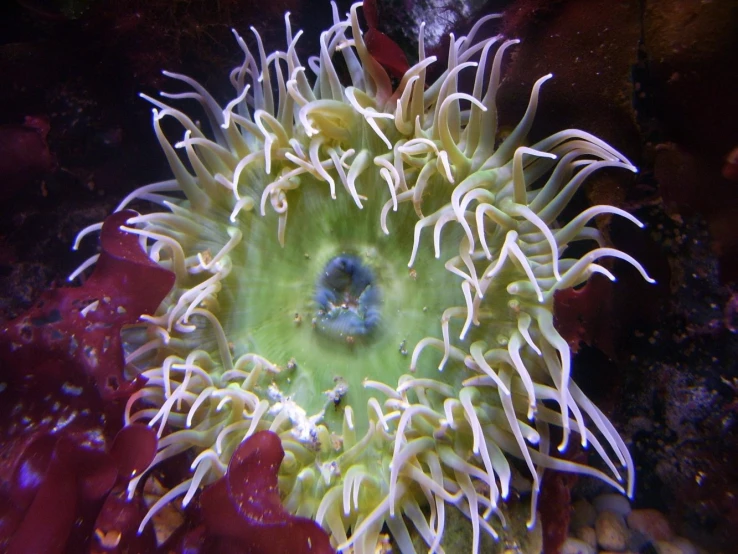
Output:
[177, 431, 335, 554]
[0, 115, 57, 200]
[0, 210, 172, 552]
[554, 273, 616, 358]
[363, 0, 410, 80]
[0, 209, 175, 400]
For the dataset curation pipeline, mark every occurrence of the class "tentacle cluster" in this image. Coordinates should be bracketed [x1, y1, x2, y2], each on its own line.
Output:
[72, 2, 653, 553]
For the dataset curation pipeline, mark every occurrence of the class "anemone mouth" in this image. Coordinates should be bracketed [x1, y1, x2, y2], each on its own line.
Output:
[72, 2, 653, 553]
[313, 254, 382, 343]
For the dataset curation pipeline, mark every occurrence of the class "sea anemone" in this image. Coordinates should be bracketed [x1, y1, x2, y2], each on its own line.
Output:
[72, 2, 654, 552]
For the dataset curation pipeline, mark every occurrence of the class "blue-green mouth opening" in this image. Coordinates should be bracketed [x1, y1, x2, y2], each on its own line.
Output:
[314, 254, 381, 344]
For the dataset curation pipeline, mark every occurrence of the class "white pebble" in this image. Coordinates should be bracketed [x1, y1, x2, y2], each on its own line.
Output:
[627, 508, 674, 541]
[595, 510, 629, 551]
[561, 537, 596, 554]
[575, 525, 597, 548]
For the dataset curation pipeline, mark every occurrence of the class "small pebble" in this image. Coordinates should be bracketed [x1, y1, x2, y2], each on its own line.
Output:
[575, 525, 596, 548]
[593, 493, 632, 517]
[560, 537, 596, 554]
[653, 540, 683, 554]
[655, 537, 698, 554]
[570, 498, 597, 529]
[595, 510, 628, 551]
[626, 509, 674, 542]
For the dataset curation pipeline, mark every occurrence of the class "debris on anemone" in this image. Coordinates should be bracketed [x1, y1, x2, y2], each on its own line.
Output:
[71, 2, 655, 552]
